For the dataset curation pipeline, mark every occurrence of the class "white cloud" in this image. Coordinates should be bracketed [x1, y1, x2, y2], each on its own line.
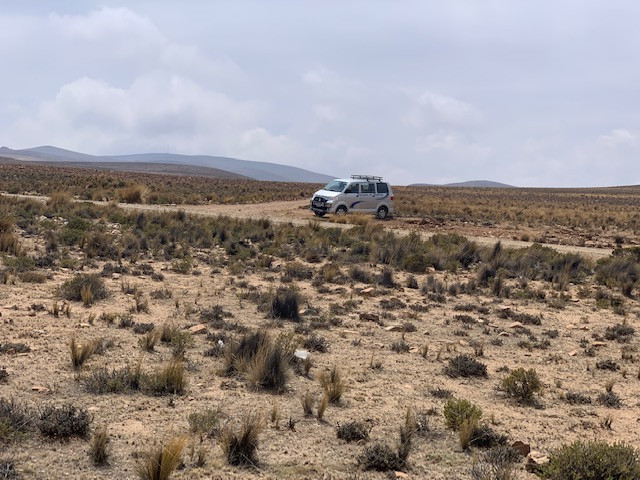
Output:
[415, 131, 458, 151]
[49, 7, 161, 42]
[597, 128, 636, 148]
[415, 92, 483, 127]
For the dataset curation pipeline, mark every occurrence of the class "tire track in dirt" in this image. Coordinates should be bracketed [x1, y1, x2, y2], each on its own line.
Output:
[5, 193, 613, 260]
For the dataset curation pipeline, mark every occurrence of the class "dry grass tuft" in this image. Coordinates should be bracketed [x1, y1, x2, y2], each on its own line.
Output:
[136, 437, 186, 480]
[220, 413, 265, 467]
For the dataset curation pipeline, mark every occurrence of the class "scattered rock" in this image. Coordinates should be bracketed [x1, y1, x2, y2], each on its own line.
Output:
[360, 313, 380, 322]
[568, 350, 578, 356]
[384, 324, 404, 332]
[294, 349, 310, 361]
[360, 287, 374, 295]
[188, 324, 207, 334]
[395, 472, 409, 478]
[509, 322, 524, 328]
[31, 386, 49, 393]
[498, 331, 509, 337]
[512, 440, 531, 456]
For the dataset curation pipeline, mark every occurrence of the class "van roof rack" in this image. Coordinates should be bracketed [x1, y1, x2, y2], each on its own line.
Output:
[350, 174, 383, 181]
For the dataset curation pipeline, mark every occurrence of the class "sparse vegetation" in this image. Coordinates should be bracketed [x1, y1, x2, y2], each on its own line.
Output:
[539, 440, 640, 480]
[136, 437, 186, 480]
[445, 355, 488, 378]
[500, 368, 542, 405]
[37, 404, 91, 439]
[220, 413, 264, 467]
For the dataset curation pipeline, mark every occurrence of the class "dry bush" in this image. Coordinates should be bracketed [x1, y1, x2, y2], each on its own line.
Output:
[83, 364, 142, 394]
[471, 445, 520, 480]
[136, 437, 186, 480]
[139, 330, 161, 352]
[337, 420, 370, 443]
[0, 398, 32, 441]
[319, 365, 345, 404]
[60, 274, 109, 304]
[358, 412, 413, 472]
[188, 406, 226, 438]
[69, 336, 97, 370]
[301, 391, 315, 417]
[119, 184, 146, 204]
[37, 404, 91, 439]
[445, 355, 488, 378]
[90, 425, 110, 466]
[47, 191, 72, 209]
[269, 287, 300, 321]
[144, 359, 186, 396]
[223, 331, 290, 393]
[0, 233, 20, 255]
[220, 413, 265, 467]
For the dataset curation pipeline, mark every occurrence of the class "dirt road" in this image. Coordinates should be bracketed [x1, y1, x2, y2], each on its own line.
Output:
[6, 194, 613, 259]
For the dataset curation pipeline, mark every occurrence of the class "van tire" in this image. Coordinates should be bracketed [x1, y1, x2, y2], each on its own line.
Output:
[314, 211, 325, 217]
[376, 206, 388, 219]
[336, 206, 347, 215]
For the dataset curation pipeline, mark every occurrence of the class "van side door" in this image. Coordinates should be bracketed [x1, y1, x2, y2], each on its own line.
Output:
[358, 182, 376, 211]
[343, 182, 361, 211]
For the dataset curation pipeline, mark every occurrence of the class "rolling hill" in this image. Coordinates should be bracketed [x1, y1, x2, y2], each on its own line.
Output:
[0, 146, 334, 183]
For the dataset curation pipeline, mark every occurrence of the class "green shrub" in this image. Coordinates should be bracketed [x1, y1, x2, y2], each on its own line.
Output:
[443, 398, 482, 431]
[337, 421, 370, 443]
[37, 404, 91, 438]
[59, 274, 109, 303]
[596, 257, 640, 295]
[539, 440, 640, 480]
[445, 355, 488, 378]
[501, 368, 542, 405]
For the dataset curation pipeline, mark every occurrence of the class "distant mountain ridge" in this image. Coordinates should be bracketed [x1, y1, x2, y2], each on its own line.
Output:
[409, 180, 516, 188]
[0, 146, 334, 183]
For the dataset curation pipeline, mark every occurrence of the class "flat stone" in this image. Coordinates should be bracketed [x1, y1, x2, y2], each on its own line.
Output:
[31, 386, 49, 393]
[592, 341, 607, 347]
[512, 440, 531, 456]
[188, 324, 207, 334]
[509, 322, 524, 328]
[294, 349, 310, 360]
[459, 340, 469, 346]
[78, 323, 91, 328]
[498, 331, 509, 337]
[360, 287, 374, 294]
[395, 471, 409, 478]
[568, 350, 578, 356]
[384, 324, 404, 332]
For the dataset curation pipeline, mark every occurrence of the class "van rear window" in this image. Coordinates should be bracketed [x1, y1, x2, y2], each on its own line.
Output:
[376, 183, 389, 194]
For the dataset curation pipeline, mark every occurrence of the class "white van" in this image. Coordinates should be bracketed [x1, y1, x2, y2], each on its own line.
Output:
[310, 175, 394, 219]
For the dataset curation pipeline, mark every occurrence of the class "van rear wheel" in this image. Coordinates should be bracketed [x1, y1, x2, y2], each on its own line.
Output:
[336, 206, 347, 215]
[376, 206, 388, 219]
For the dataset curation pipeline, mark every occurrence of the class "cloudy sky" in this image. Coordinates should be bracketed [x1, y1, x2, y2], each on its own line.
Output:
[1, 1, 639, 186]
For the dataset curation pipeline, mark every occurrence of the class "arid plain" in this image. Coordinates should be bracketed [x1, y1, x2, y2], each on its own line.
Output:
[1, 163, 640, 479]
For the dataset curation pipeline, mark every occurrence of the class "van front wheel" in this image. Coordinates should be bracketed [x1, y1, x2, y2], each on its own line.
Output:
[376, 206, 388, 219]
[335, 206, 347, 215]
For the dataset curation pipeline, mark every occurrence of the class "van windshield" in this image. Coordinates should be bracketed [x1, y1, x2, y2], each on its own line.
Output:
[324, 180, 347, 192]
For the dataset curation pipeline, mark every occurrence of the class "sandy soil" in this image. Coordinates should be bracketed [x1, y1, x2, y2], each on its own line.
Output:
[0, 193, 635, 480]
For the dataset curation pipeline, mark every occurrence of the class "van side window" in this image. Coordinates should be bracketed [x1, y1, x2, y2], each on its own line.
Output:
[376, 183, 389, 194]
[361, 183, 375, 194]
[344, 183, 359, 194]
